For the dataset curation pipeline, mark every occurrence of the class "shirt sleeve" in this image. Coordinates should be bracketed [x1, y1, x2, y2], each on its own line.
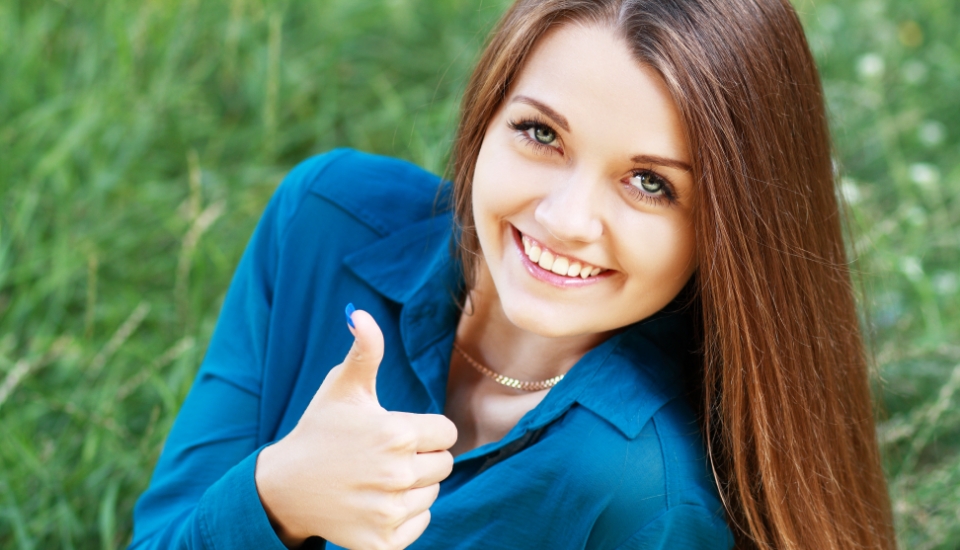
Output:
[613, 504, 734, 550]
[129, 158, 327, 549]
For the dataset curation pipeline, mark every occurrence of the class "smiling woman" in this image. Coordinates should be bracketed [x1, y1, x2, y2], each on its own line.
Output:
[130, 0, 896, 549]
[470, 24, 697, 342]
[447, 23, 702, 460]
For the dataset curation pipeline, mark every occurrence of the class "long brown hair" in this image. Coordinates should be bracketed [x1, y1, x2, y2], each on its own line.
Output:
[450, 0, 896, 548]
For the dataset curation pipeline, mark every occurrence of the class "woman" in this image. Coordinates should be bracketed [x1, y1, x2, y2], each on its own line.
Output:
[131, 0, 896, 548]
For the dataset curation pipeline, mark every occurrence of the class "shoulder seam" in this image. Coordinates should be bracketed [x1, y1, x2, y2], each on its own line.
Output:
[277, 149, 355, 242]
[655, 394, 723, 512]
[650, 395, 695, 511]
[650, 411, 672, 510]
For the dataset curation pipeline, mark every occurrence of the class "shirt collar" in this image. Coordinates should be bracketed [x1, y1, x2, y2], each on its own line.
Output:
[343, 212, 697, 442]
[569, 309, 698, 438]
[343, 212, 459, 308]
[343, 212, 463, 414]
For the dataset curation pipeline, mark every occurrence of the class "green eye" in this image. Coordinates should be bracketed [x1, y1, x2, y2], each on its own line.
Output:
[632, 171, 664, 194]
[533, 126, 556, 145]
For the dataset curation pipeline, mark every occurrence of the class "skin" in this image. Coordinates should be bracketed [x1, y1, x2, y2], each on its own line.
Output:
[448, 23, 696, 456]
[257, 311, 458, 549]
[255, 22, 696, 549]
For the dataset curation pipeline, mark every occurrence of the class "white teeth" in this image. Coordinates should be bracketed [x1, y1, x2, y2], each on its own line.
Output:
[551, 256, 569, 275]
[529, 245, 542, 263]
[538, 250, 555, 271]
[520, 232, 604, 279]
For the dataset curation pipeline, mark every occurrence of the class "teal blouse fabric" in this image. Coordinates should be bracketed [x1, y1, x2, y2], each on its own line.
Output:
[129, 149, 733, 549]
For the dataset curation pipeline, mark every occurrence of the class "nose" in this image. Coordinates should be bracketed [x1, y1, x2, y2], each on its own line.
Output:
[533, 171, 604, 243]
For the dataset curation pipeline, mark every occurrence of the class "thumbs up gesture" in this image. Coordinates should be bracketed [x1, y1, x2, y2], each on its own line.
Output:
[256, 307, 458, 550]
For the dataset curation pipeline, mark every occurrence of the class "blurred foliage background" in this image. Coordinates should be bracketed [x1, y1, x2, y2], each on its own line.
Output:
[0, 0, 956, 547]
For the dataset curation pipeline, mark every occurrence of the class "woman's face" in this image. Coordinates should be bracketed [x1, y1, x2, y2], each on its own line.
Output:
[471, 23, 697, 339]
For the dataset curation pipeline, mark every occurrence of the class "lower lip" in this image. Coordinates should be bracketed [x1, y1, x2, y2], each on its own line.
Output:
[511, 226, 613, 288]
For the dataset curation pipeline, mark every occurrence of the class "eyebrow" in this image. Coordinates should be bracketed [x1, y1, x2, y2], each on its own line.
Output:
[510, 95, 692, 172]
[511, 95, 570, 132]
[631, 154, 692, 172]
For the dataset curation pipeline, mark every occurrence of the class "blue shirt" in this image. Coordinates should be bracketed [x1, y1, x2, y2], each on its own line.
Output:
[130, 149, 733, 550]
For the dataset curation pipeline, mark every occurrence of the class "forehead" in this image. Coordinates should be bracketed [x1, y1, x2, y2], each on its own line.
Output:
[508, 22, 689, 163]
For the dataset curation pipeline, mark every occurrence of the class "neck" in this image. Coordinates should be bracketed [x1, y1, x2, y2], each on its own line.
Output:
[455, 265, 611, 383]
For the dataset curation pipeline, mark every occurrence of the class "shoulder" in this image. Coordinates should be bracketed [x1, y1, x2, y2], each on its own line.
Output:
[269, 148, 448, 239]
[557, 399, 728, 549]
[648, 398, 721, 510]
[571, 396, 720, 505]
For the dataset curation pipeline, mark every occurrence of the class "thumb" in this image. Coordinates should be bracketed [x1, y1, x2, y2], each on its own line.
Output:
[338, 305, 385, 398]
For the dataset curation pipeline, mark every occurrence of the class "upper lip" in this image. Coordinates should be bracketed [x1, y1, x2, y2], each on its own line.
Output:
[515, 226, 606, 271]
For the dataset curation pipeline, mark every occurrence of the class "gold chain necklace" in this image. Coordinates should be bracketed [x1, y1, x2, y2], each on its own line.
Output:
[452, 343, 564, 392]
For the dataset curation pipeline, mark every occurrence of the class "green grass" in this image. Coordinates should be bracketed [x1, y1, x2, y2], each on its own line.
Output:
[0, 0, 956, 547]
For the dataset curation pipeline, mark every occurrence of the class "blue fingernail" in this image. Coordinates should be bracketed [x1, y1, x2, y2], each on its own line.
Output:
[345, 303, 356, 328]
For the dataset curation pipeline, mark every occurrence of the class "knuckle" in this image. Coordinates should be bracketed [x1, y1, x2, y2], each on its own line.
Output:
[384, 466, 416, 490]
[349, 347, 367, 363]
[373, 500, 404, 527]
[372, 503, 392, 525]
[383, 426, 417, 452]
[379, 450, 418, 487]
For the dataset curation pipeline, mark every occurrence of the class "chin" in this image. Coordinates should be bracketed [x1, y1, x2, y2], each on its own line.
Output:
[499, 298, 603, 339]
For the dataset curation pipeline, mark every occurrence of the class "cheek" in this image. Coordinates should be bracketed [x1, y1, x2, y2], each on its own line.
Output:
[472, 135, 543, 226]
[617, 214, 697, 286]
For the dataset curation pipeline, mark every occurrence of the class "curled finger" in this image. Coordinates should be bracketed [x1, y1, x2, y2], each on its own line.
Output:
[411, 450, 454, 488]
[400, 484, 441, 523]
[393, 507, 432, 549]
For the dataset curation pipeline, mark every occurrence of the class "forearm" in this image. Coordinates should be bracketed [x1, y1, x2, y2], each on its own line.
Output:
[131, 448, 292, 550]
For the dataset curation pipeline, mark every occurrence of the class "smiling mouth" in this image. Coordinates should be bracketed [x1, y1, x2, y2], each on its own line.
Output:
[511, 226, 613, 287]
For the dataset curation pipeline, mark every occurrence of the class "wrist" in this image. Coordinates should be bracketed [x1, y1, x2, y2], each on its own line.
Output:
[255, 443, 309, 548]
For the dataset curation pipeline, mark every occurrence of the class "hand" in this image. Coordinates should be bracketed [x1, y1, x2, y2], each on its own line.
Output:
[255, 308, 458, 550]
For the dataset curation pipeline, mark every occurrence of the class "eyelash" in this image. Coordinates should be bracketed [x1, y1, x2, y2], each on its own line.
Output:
[623, 171, 677, 207]
[508, 116, 562, 155]
[506, 116, 679, 208]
